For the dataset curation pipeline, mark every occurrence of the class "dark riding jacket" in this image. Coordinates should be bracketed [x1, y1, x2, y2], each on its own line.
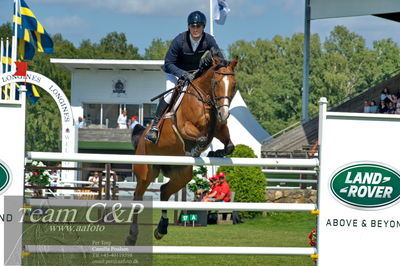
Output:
[162, 31, 223, 78]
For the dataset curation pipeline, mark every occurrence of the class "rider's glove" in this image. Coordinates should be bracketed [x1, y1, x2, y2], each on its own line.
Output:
[199, 50, 213, 69]
[181, 72, 195, 82]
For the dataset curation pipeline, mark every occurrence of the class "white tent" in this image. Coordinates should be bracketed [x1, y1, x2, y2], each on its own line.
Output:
[207, 90, 271, 158]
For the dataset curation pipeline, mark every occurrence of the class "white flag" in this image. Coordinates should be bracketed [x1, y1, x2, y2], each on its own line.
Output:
[212, 0, 230, 25]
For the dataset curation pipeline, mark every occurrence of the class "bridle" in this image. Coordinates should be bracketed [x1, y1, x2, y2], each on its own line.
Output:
[182, 68, 235, 110]
[211, 70, 235, 110]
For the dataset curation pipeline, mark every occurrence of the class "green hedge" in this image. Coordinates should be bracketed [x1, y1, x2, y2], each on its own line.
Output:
[218, 144, 266, 218]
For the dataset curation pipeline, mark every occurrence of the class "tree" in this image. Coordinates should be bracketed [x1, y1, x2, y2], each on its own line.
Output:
[98, 32, 142, 59]
[0, 22, 12, 40]
[144, 38, 171, 59]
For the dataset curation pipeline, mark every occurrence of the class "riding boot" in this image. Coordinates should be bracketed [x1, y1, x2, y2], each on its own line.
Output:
[145, 98, 169, 144]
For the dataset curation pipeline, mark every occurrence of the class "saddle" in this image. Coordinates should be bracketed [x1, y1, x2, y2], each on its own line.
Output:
[154, 79, 187, 136]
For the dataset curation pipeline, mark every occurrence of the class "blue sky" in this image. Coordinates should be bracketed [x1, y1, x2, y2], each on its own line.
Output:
[1, 0, 400, 56]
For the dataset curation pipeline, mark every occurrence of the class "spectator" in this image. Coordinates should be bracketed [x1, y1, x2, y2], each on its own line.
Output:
[102, 170, 118, 183]
[201, 175, 219, 202]
[117, 110, 128, 129]
[381, 87, 392, 105]
[49, 167, 61, 188]
[77, 116, 86, 128]
[378, 100, 388, 114]
[388, 102, 396, 114]
[212, 172, 231, 202]
[369, 100, 378, 113]
[88, 171, 100, 186]
[396, 98, 400, 114]
[363, 101, 370, 113]
[391, 94, 397, 104]
[130, 116, 139, 129]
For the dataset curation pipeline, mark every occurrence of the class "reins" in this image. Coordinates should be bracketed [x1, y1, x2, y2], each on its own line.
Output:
[182, 68, 235, 110]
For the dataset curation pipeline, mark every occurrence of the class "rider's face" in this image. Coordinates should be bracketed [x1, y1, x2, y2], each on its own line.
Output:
[189, 24, 204, 40]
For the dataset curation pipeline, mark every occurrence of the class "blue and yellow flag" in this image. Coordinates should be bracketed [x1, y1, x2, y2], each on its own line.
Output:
[14, 0, 54, 60]
[10, 0, 51, 103]
[1, 43, 12, 99]
[26, 83, 40, 104]
[1, 43, 12, 73]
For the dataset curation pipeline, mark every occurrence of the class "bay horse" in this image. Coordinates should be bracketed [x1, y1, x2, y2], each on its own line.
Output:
[125, 55, 238, 245]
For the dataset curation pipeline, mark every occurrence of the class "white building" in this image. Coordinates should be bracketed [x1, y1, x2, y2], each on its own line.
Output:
[51, 58, 163, 128]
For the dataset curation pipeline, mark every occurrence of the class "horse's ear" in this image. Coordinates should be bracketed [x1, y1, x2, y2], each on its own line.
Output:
[229, 57, 238, 70]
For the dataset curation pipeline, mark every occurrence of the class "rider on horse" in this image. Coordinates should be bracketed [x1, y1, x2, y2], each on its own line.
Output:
[145, 10, 224, 144]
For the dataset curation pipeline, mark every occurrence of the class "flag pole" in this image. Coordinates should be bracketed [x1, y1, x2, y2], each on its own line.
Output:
[209, 0, 214, 36]
[11, 0, 20, 100]
[0, 38, 3, 74]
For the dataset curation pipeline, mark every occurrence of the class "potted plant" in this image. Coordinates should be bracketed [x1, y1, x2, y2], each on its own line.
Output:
[188, 166, 210, 201]
[25, 161, 51, 197]
[186, 166, 211, 226]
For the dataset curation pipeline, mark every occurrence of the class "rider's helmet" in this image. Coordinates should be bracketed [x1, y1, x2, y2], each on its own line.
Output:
[187, 11, 207, 26]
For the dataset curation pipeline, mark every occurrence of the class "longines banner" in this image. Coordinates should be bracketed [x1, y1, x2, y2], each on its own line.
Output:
[0, 72, 73, 125]
[0, 71, 78, 182]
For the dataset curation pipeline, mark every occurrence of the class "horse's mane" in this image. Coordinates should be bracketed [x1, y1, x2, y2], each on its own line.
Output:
[196, 55, 229, 78]
[214, 59, 229, 70]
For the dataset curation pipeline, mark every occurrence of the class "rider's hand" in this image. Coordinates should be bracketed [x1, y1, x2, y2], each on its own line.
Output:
[181, 72, 194, 82]
[199, 50, 213, 69]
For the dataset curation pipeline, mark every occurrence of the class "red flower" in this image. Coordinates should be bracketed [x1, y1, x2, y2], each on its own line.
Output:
[33, 172, 38, 176]
[308, 229, 317, 246]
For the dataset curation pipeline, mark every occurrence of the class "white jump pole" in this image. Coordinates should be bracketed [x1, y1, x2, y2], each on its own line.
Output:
[27, 152, 319, 168]
[25, 245, 316, 256]
[25, 198, 316, 212]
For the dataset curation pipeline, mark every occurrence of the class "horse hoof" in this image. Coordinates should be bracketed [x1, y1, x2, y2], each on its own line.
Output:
[125, 236, 137, 246]
[154, 228, 165, 240]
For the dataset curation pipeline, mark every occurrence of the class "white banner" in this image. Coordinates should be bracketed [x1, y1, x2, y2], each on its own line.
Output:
[311, 0, 400, 19]
[317, 98, 400, 265]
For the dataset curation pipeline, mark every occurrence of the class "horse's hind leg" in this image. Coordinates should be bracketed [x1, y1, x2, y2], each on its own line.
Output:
[154, 166, 193, 240]
[125, 165, 158, 246]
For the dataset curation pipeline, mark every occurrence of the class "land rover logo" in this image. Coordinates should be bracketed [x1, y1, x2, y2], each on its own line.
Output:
[330, 162, 400, 209]
[0, 161, 11, 194]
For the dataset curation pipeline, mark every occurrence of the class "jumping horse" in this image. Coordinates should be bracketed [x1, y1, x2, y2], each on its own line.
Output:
[125, 54, 238, 245]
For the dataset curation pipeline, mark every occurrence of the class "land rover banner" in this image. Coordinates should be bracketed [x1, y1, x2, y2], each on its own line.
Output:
[318, 99, 400, 266]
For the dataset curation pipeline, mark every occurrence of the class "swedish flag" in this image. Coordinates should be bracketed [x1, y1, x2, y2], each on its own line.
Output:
[26, 83, 40, 104]
[1, 43, 12, 99]
[1, 44, 12, 73]
[14, 0, 54, 60]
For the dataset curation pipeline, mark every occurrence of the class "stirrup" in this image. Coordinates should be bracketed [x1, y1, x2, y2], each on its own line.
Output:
[145, 127, 159, 144]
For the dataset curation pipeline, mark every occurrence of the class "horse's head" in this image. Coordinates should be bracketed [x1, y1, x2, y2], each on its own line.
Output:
[210, 56, 238, 123]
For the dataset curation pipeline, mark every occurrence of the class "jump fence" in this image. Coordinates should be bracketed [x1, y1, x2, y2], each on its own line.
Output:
[24, 152, 318, 257]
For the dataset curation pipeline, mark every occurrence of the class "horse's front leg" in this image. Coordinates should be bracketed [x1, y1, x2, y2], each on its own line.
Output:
[125, 165, 154, 246]
[155, 166, 193, 240]
[207, 123, 234, 157]
[181, 121, 208, 157]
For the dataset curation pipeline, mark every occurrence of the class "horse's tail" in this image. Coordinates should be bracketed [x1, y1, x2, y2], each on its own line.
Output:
[131, 124, 146, 152]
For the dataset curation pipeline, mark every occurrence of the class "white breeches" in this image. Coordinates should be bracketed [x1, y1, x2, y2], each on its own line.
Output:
[164, 73, 178, 104]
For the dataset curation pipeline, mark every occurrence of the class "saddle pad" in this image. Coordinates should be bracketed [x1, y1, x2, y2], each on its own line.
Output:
[164, 84, 188, 119]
